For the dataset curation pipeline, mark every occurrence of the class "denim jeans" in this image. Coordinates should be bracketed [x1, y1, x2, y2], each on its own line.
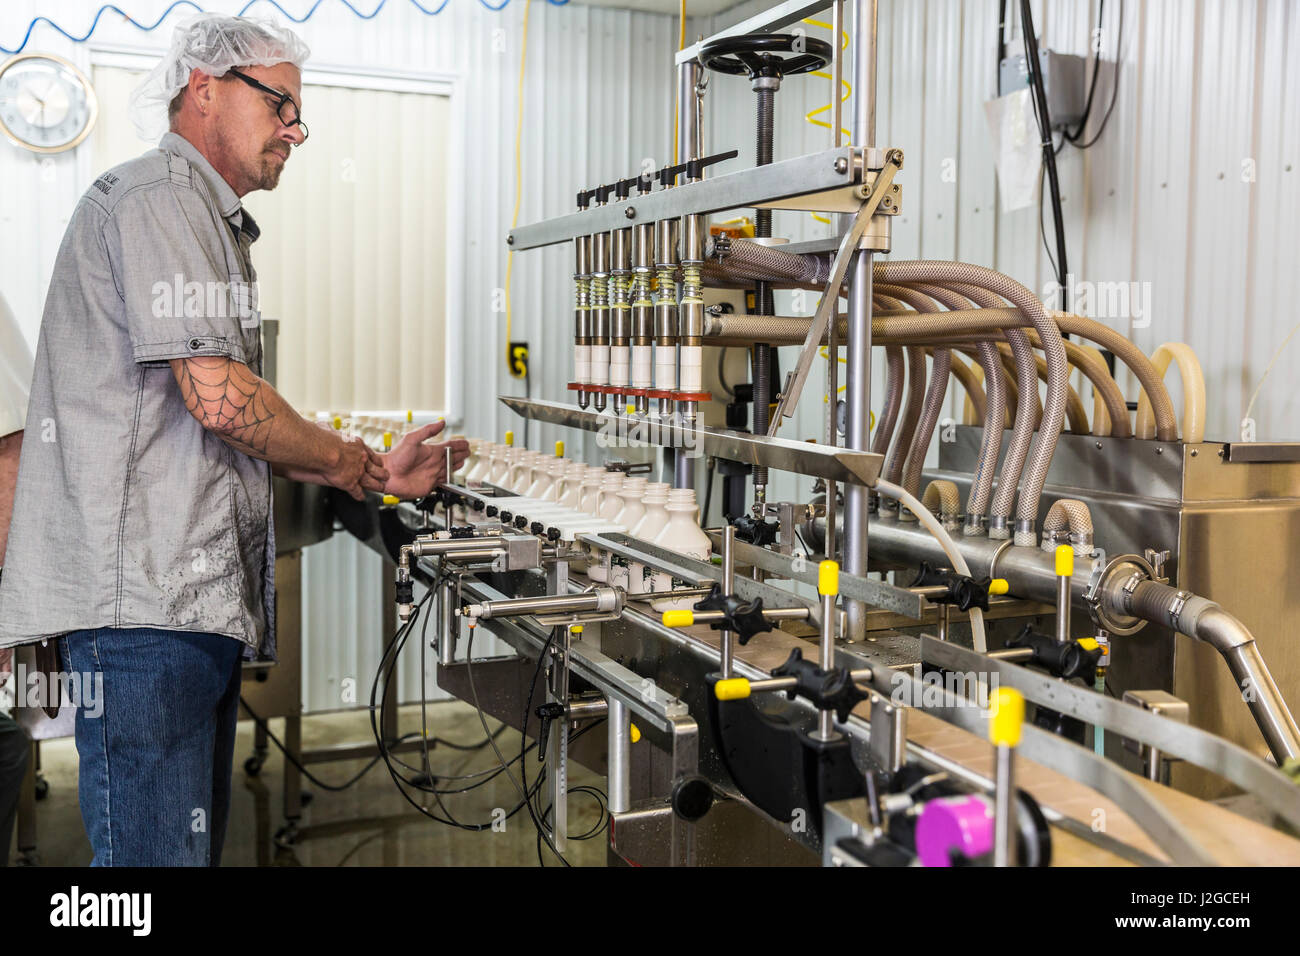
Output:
[60, 627, 244, 866]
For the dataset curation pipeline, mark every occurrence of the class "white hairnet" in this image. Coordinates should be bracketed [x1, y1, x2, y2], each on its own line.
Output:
[129, 13, 311, 142]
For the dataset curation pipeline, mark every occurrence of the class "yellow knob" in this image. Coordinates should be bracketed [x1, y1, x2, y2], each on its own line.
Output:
[1055, 544, 1074, 577]
[1076, 637, 1100, 652]
[818, 559, 839, 597]
[627, 403, 636, 415]
[332, 416, 343, 430]
[630, 723, 642, 744]
[406, 409, 413, 423]
[715, 678, 751, 701]
[504, 430, 515, 447]
[381, 494, 399, 505]
[990, 687, 1025, 747]
[988, 578, 1010, 596]
[554, 440, 565, 458]
[662, 609, 694, 628]
[569, 624, 583, 634]
[383, 431, 393, 450]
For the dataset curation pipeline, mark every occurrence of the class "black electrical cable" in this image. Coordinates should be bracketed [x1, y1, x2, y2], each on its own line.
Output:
[1020, 0, 1069, 313]
[996, 0, 1008, 94]
[465, 621, 567, 863]
[1066, 0, 1106, 142]
[703, 456, 716, 526]
[518, 626, 569, 864]
[239, 695, 423, 792]
[368, 593, 554, 830]
[1069, 0, 1125, 150]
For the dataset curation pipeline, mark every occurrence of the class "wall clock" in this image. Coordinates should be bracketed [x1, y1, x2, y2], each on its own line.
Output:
[0, 53, 98, 154]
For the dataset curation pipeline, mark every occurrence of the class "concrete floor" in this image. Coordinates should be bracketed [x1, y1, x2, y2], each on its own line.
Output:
[11, 701, 609, 867]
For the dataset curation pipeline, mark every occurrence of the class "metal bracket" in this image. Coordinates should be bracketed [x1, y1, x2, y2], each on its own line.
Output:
[767, 148, 903, 433]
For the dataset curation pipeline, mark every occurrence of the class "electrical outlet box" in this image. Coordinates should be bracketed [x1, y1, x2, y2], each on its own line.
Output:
[999, 48, 1087, 130]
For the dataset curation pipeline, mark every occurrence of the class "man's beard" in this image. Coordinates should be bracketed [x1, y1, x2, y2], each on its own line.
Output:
[255, 142, 289, 191]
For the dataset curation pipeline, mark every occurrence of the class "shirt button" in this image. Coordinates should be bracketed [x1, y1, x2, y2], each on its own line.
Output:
[189, 338, 202, 349]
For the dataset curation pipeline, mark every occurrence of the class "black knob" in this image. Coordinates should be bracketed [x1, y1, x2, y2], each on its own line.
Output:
[514, 515, 529, 529]
[547, 527, 561, 542]
[485, 505, 498, 517]
[499, 510, 513, 523]
[530, 521, 545, 535]
[671, 775, 714, 822]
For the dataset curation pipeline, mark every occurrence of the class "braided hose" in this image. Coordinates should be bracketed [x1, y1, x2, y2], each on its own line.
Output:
[1042, 498, 1094, 555]
[875, 263, 1067, 545]
[943, 349, 987, 424]
[868, 283, 941, 494]
[872, 345, 905, 456]
[875, 281, 1040, 536]
[987, 330, 1042, 536]
[878, 328, 1131, 441]
[966, 341, 1005, 528]
[901, 346, 951, 499]
[883, 347, 927, 486]
[922, 479, 963, 520]
[702, 252, 1180, 442]
[892, 282, 1004, 529]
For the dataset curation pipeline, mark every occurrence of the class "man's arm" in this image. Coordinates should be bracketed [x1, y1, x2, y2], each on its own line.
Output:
[169, 356, 388, 500]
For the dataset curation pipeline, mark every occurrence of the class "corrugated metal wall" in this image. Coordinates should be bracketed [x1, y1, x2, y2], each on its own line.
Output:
[701, 0, 1300, 451]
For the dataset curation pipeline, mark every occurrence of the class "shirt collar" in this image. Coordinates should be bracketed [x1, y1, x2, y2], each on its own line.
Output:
[159, 131, 244, 225]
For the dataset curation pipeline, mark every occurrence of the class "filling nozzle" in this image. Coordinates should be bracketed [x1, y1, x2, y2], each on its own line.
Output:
[590, 185, 613, 412]
[631, 188, 654, 418]
[574, 213, 593, 410]
[653, 215, 679, 418]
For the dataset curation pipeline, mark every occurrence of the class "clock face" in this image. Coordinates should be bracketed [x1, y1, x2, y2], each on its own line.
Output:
[0, 53, 98, 153]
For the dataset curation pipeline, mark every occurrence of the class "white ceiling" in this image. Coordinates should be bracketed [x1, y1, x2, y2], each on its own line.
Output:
[568, 0, 740, 18]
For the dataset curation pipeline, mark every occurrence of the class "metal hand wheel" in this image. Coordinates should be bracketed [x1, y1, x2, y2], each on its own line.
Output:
[700, 33, 833, 80]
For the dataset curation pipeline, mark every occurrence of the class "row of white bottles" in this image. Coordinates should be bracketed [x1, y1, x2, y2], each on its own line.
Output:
[318, 411, 417, 452]
[454, 435, 713, 609]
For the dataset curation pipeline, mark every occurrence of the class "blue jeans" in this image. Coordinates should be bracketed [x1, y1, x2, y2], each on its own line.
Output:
[61, 627, 244, 866]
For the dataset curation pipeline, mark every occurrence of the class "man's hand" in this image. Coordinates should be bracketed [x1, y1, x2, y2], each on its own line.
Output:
[323, 437, 390, 501]
[380, 421, 470, 500]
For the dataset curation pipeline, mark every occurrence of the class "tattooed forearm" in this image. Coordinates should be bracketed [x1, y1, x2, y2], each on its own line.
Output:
[173, 356, 276, 456]
[168, 357, 369, 487]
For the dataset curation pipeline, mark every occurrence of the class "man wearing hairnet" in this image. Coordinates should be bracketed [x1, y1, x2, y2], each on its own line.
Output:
[0, 13, 468, 866]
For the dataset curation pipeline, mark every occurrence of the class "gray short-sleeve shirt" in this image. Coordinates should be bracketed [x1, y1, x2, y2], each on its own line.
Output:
[0, 132, 276, 659]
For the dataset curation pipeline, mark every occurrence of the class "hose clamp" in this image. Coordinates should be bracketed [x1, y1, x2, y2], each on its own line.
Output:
[1168, 590, 1190, 631]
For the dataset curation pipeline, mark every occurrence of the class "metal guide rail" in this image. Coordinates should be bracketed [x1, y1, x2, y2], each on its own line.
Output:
[507, 146, 864, 250]
[499, 396, 884, 487]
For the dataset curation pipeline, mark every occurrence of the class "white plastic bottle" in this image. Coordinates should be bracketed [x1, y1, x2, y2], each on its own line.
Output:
[596, 474, 627, 521]
[578, 465, 607, 515]
[614, 476, 649, 529]
[627, 484, 670, 595]
[557, 461, 587, 509]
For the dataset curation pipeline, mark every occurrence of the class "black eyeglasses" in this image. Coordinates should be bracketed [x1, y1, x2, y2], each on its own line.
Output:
[227, 68, 309, 143]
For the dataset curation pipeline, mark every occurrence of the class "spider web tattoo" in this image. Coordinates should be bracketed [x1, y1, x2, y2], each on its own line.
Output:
[175, 357, 276, 456]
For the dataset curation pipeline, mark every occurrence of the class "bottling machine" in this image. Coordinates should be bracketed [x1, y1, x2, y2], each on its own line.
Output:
[338, 0, 1300, 866]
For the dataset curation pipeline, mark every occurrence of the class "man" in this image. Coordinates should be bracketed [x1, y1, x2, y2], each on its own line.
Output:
[0, 14, 468, 866]
[0, 291, 33, 866]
